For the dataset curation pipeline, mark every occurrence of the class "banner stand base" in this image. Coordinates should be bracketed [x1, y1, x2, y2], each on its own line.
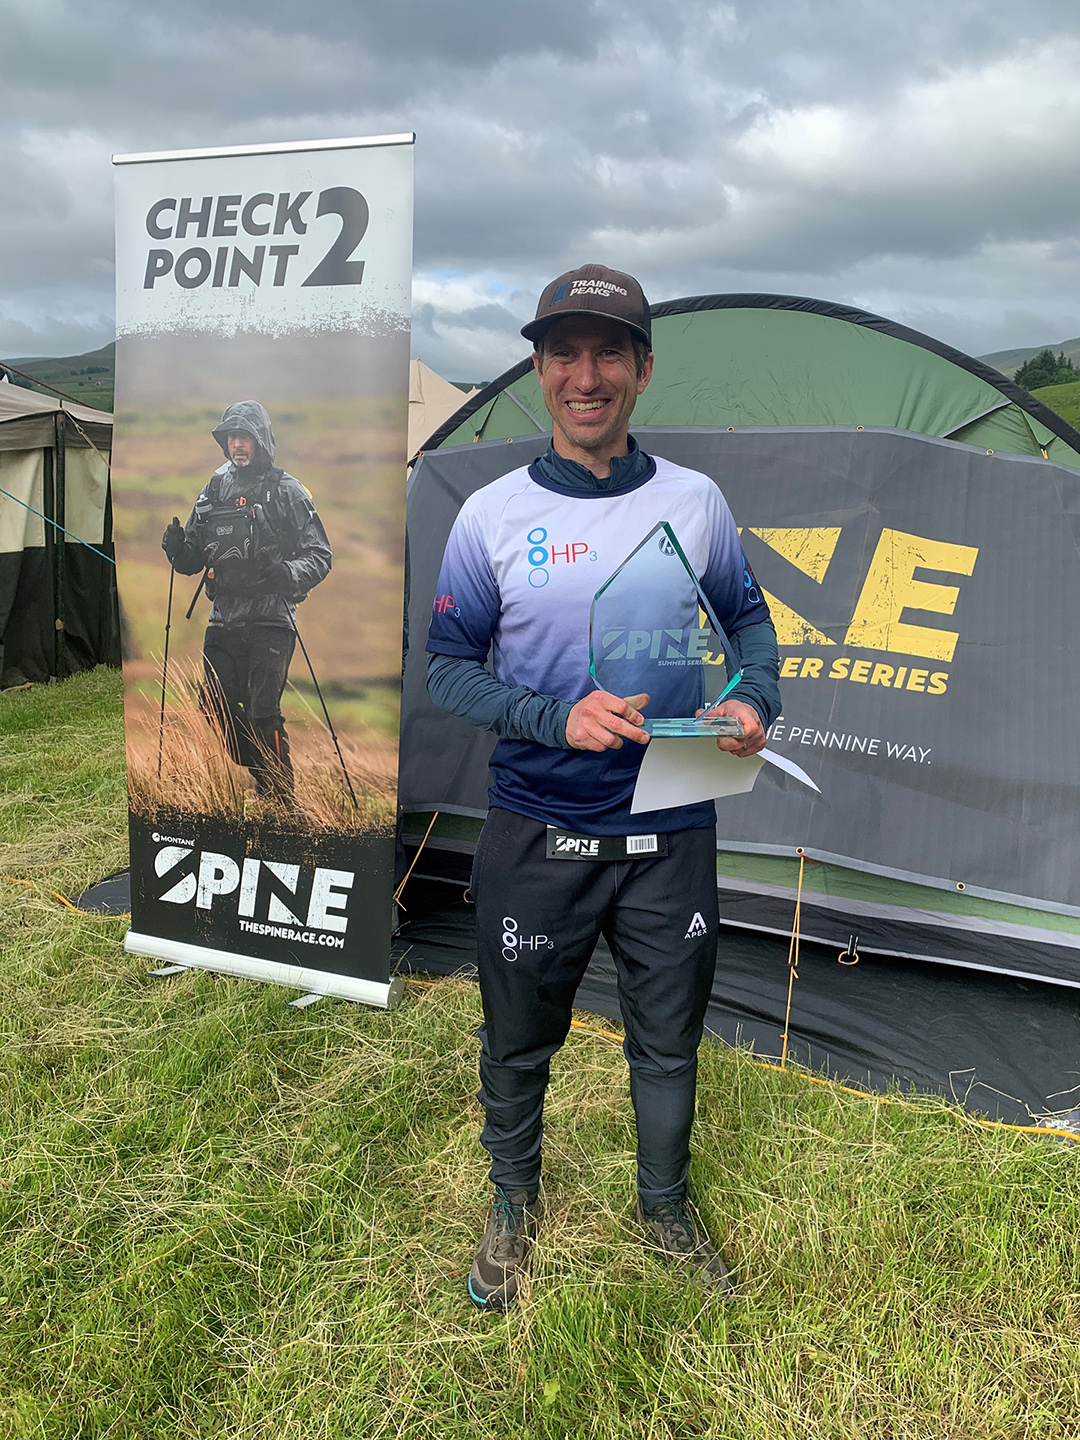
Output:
[125, 933, 405, 1011]
[287, 992, 327, 1010]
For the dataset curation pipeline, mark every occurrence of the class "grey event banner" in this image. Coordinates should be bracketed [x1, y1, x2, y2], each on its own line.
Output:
[401, 426, 1080, 915]
[113, 134, 413, 1007]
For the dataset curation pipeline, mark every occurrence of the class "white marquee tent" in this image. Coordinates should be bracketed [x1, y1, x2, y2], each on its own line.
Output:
[0, 384, 118, 685]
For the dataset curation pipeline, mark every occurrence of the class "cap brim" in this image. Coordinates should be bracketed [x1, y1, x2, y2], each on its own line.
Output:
[521, 309, 651, 346]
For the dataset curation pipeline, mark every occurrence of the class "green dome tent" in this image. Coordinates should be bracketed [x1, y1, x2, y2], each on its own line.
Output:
[426, 294, 1080, 464]
[397, 295, 1080, 1123]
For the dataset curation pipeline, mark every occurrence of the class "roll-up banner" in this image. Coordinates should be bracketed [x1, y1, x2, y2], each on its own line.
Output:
[112, 134, 414, 1008]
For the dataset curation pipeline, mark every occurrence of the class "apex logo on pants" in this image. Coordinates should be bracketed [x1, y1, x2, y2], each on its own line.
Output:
[684, 912, 708, 940]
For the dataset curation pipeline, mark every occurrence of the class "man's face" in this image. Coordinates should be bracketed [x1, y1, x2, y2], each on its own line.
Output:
[227, 431, 255, 466]
[533, 316, 653, 457]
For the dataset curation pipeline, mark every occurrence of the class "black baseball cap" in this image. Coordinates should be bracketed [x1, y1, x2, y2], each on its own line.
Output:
[521, 263, 652, 348]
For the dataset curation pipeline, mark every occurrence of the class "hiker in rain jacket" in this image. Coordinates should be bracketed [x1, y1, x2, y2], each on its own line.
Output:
[162, 400, 332, 804]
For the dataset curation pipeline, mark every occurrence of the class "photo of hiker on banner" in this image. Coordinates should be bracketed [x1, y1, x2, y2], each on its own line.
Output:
[161, 400, 332, 809]
[118, 357, 402, 841]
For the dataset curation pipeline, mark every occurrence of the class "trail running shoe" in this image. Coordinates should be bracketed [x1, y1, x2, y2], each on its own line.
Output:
[467, 1187, 539, 1311]
[637, 1197, 735, 1294]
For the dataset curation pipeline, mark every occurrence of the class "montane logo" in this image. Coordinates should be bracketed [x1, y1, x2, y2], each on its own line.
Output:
[684, 912, 708, 940]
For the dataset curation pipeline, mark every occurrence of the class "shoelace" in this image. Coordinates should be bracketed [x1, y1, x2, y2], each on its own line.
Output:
[492, 1190, 521, 1236]
[645, 1200, 699, 1254]
[490, 1190, 529, 1261]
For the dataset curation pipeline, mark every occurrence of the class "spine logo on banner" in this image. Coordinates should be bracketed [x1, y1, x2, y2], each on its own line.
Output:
[153, 838, 353, 950]
[142, 189, 370, 290]
[745, 525, 979, 696]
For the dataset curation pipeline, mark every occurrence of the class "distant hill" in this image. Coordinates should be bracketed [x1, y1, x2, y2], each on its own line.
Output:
[16, 335, 1076, 422]
[0, 344, 486, 415]
[11, 334, 1080, 412]
[978, 338, 1080, 381]
[2, 342, 114, 412]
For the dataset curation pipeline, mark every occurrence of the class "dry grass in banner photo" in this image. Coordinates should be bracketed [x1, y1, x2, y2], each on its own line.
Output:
[126, 655, 397, 835]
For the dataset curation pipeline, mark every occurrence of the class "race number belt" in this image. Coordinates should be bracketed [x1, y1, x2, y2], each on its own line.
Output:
[545, 827, 668, 861]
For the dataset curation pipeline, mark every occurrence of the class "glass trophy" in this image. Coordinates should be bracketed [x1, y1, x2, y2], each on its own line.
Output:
[589, 521, 744, 739]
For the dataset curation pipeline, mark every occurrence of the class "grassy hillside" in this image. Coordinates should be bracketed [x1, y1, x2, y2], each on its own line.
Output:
[2, 667, 1080, 1437]
[10, 336, 1080, 411]
[1031, 377, 1080, 431]
[3, 342, 114, 412]
[1, 346, 481, 415]
[978, 337, 1080, 380]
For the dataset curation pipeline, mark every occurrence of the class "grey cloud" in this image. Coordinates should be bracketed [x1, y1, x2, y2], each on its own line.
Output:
[435, 302, 524, 335]
[0, 0, 600, 132]
[0, 292, 114, 360]
[7, 0, 1080, 374]
[169, 0, 601, 65]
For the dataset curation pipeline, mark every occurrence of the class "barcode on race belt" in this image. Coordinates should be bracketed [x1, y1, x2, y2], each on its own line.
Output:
[625, 835, 658, 855]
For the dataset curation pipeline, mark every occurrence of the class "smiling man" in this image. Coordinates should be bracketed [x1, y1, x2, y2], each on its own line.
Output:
[425, 264, 780, 1310]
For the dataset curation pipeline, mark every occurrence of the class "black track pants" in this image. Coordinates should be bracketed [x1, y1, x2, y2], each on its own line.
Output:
[472, 807, 719, 1207]
[202, 624, 295, 799]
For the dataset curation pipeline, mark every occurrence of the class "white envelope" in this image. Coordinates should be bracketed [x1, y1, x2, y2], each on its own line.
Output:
[630, 739, 819, 813]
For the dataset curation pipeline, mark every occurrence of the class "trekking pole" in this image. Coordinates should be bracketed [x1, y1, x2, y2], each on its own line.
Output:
[157, 550, 177, 780]
[186, 568, 209, 620]
[290, 615, 358, 807]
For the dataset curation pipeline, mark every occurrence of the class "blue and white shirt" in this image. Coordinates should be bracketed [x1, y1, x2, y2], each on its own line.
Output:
[427, 456, 771, 834]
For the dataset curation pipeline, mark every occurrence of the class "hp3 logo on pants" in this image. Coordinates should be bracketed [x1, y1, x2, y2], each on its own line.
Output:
[501, 915, 554, 963]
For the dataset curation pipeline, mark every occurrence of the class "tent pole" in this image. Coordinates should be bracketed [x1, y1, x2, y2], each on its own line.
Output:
[52, 413, 67, 677]
[41, 438, 57, 678]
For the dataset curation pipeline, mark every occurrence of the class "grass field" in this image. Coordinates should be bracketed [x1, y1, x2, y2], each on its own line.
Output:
[1032, 378, 1080, 432]
[2, 668, 1080, 1439]
[3, 344, 114, 413]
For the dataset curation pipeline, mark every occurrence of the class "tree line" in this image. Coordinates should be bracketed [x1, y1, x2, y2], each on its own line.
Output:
[1015, 349, 1078, 390]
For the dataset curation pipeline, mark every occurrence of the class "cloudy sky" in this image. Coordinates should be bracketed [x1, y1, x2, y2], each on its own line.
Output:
[4, 0, 1080, 378]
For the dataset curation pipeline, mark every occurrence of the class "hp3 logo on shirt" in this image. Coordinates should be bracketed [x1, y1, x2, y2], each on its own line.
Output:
[525, 525, 597, 589]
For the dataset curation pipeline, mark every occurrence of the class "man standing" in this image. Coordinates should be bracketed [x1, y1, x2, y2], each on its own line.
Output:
[426, 265, 780, 1309]
[162, 400, 331, 805]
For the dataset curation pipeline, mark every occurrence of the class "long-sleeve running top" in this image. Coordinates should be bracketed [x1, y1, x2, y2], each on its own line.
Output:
[426, 438, 781, 833]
